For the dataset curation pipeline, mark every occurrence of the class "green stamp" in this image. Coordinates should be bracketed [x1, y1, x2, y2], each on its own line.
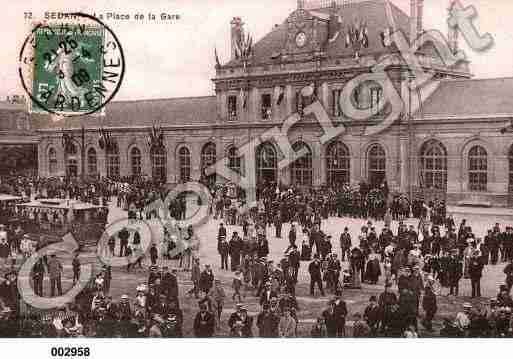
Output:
[19, 13, 125, 117]
[32, 25, 104, 114]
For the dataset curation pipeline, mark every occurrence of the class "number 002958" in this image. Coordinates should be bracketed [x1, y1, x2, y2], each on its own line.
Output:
[50, 347, 90, 357]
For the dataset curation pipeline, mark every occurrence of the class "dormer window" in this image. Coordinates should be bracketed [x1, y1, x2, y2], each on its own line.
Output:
[261, 94, 272, 119]
[332, 89, 342, 117]
[370, 87, 383, 115]
[228, 95, 237, 121]
[295, 91, 304, 115]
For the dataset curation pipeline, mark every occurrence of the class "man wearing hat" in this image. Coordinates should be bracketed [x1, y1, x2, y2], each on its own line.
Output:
[47, 254, 63, 297]
[228, 303, 253, 337]
[199, 264, 214, 294]
[0, 230, 9, 271]
[455, 303, 472, 335]
[118, 295, 132, 321]
[147, 265, 160, 287]
[149, 243, 159, 266]
[378, 281, 397, 334]
[193, 302, 215, 337]
[468, 250, 484, 298]
[259, 281, 278, 306]
[447, 249, 463, 296]
[256, 303, 279, 337]
[32, 257, 45, 297]
[308, 254, 325, 297]
[339, 227, 352, 262]
[162, 267, 178, 302]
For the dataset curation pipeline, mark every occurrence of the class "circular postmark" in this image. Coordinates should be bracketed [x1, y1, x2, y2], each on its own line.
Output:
[18, 12, 125, 117]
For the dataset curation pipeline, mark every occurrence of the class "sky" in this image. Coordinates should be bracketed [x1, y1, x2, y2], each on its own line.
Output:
[1, 0, 513, 101]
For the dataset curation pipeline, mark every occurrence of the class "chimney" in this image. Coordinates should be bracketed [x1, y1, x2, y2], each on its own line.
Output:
[410, 0, 423, 43]
[230, 17, 244, 60]
[448, 0, 459, 53]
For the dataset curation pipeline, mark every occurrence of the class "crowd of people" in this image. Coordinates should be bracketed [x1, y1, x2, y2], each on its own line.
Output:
[1, 175, 513, 338]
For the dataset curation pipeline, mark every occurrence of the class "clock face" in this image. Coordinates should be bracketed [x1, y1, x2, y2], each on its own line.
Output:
[295, 32, 307, 48]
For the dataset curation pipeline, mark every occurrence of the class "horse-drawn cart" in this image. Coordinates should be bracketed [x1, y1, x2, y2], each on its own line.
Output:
[15, 199, 108, 249]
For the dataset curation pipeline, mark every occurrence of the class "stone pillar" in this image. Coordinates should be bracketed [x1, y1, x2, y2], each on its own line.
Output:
[350, 141, 362, 186]
[57, 144, 65, 176]
[286, 85, 293, 116]
[98, 149, 107, 178]
[399, 136, 409, 193]
[139, 143, 150, 178]
[166, 138, 176, 185]
[312, 141, 322, 187]
[38, 143, 46, 177]
[252, 87, 259, 122]
[117, 137, 129, 178]
[446, 142, 461, 194]
[321, 82, 329, 110]
[190, 141, 202, 182]
[319, 141, 327, 186]
[491, 155, 508, 194]
[219, 92, 227, 120]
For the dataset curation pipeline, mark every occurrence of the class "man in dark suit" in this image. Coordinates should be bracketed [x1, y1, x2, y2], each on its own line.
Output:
[162, 267, 178, 301]
[308, 255, 325, 296]
[199, 264, 214, 294]
[468, 251, 484, 298]
[118, 227, 130, 257]
[333, 296, 348, 337]
[259, 282, 277, 306]
[193, 303, 215, 337]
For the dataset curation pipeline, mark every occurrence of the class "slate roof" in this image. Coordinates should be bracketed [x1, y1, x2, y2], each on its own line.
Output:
[0, 96, 218, 130]
[417, 78, 513, 118]
[225, 0, 411, 66]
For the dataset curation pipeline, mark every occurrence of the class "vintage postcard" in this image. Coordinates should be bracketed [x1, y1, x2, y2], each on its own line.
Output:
[1, 0, 513, 351]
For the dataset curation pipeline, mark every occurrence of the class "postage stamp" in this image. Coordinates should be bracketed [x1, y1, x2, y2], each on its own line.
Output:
[18, 13, 125, 117]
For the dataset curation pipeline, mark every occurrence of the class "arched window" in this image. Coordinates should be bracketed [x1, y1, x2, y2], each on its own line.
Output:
[87, 148, 97, 176]
[368, 144, 386, 186]
[65, 142, 78, 178]
[227, 146, 241, 174]
[256, 142, 278, 184]
[48, 148, 57, 175]
[201, 142, 216, 188]
[291, 141, 312, 186]
[326, 141, 350, 187]
[468, 145, 487, 192]
[106, 144, 120, 179]
[420, 140, 447, 190]
[130, 147, 141, 177]
[151, 146, 167, 182]
[178, 147, 191, 183]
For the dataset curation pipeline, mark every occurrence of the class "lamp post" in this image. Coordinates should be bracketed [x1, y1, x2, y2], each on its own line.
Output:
[81, 125, 85, 182]
[408, 74, 414, 206]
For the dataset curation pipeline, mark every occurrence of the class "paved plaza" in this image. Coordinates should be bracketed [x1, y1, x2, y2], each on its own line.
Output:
[24, 197, 510, 337]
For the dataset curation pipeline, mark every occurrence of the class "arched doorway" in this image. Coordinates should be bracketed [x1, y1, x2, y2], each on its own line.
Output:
[151, 145, 167, 182]
[419, 140, 447, 201]
[326, 141, 350, 187]
[367, 144, 386, 187]
[256, 142, 277, 185]
[87, 148, 97, 177]
[178, 146, 191, 183]
[468, 145, 487, 192]
[106, 143, 120, 179]
[290, 141, 312, 187]
[48, 147, 57, 175]
[201, 142, 217, 188]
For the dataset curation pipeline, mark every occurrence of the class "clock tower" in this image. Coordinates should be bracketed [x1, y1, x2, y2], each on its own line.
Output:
[284, 7, 329, 59]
